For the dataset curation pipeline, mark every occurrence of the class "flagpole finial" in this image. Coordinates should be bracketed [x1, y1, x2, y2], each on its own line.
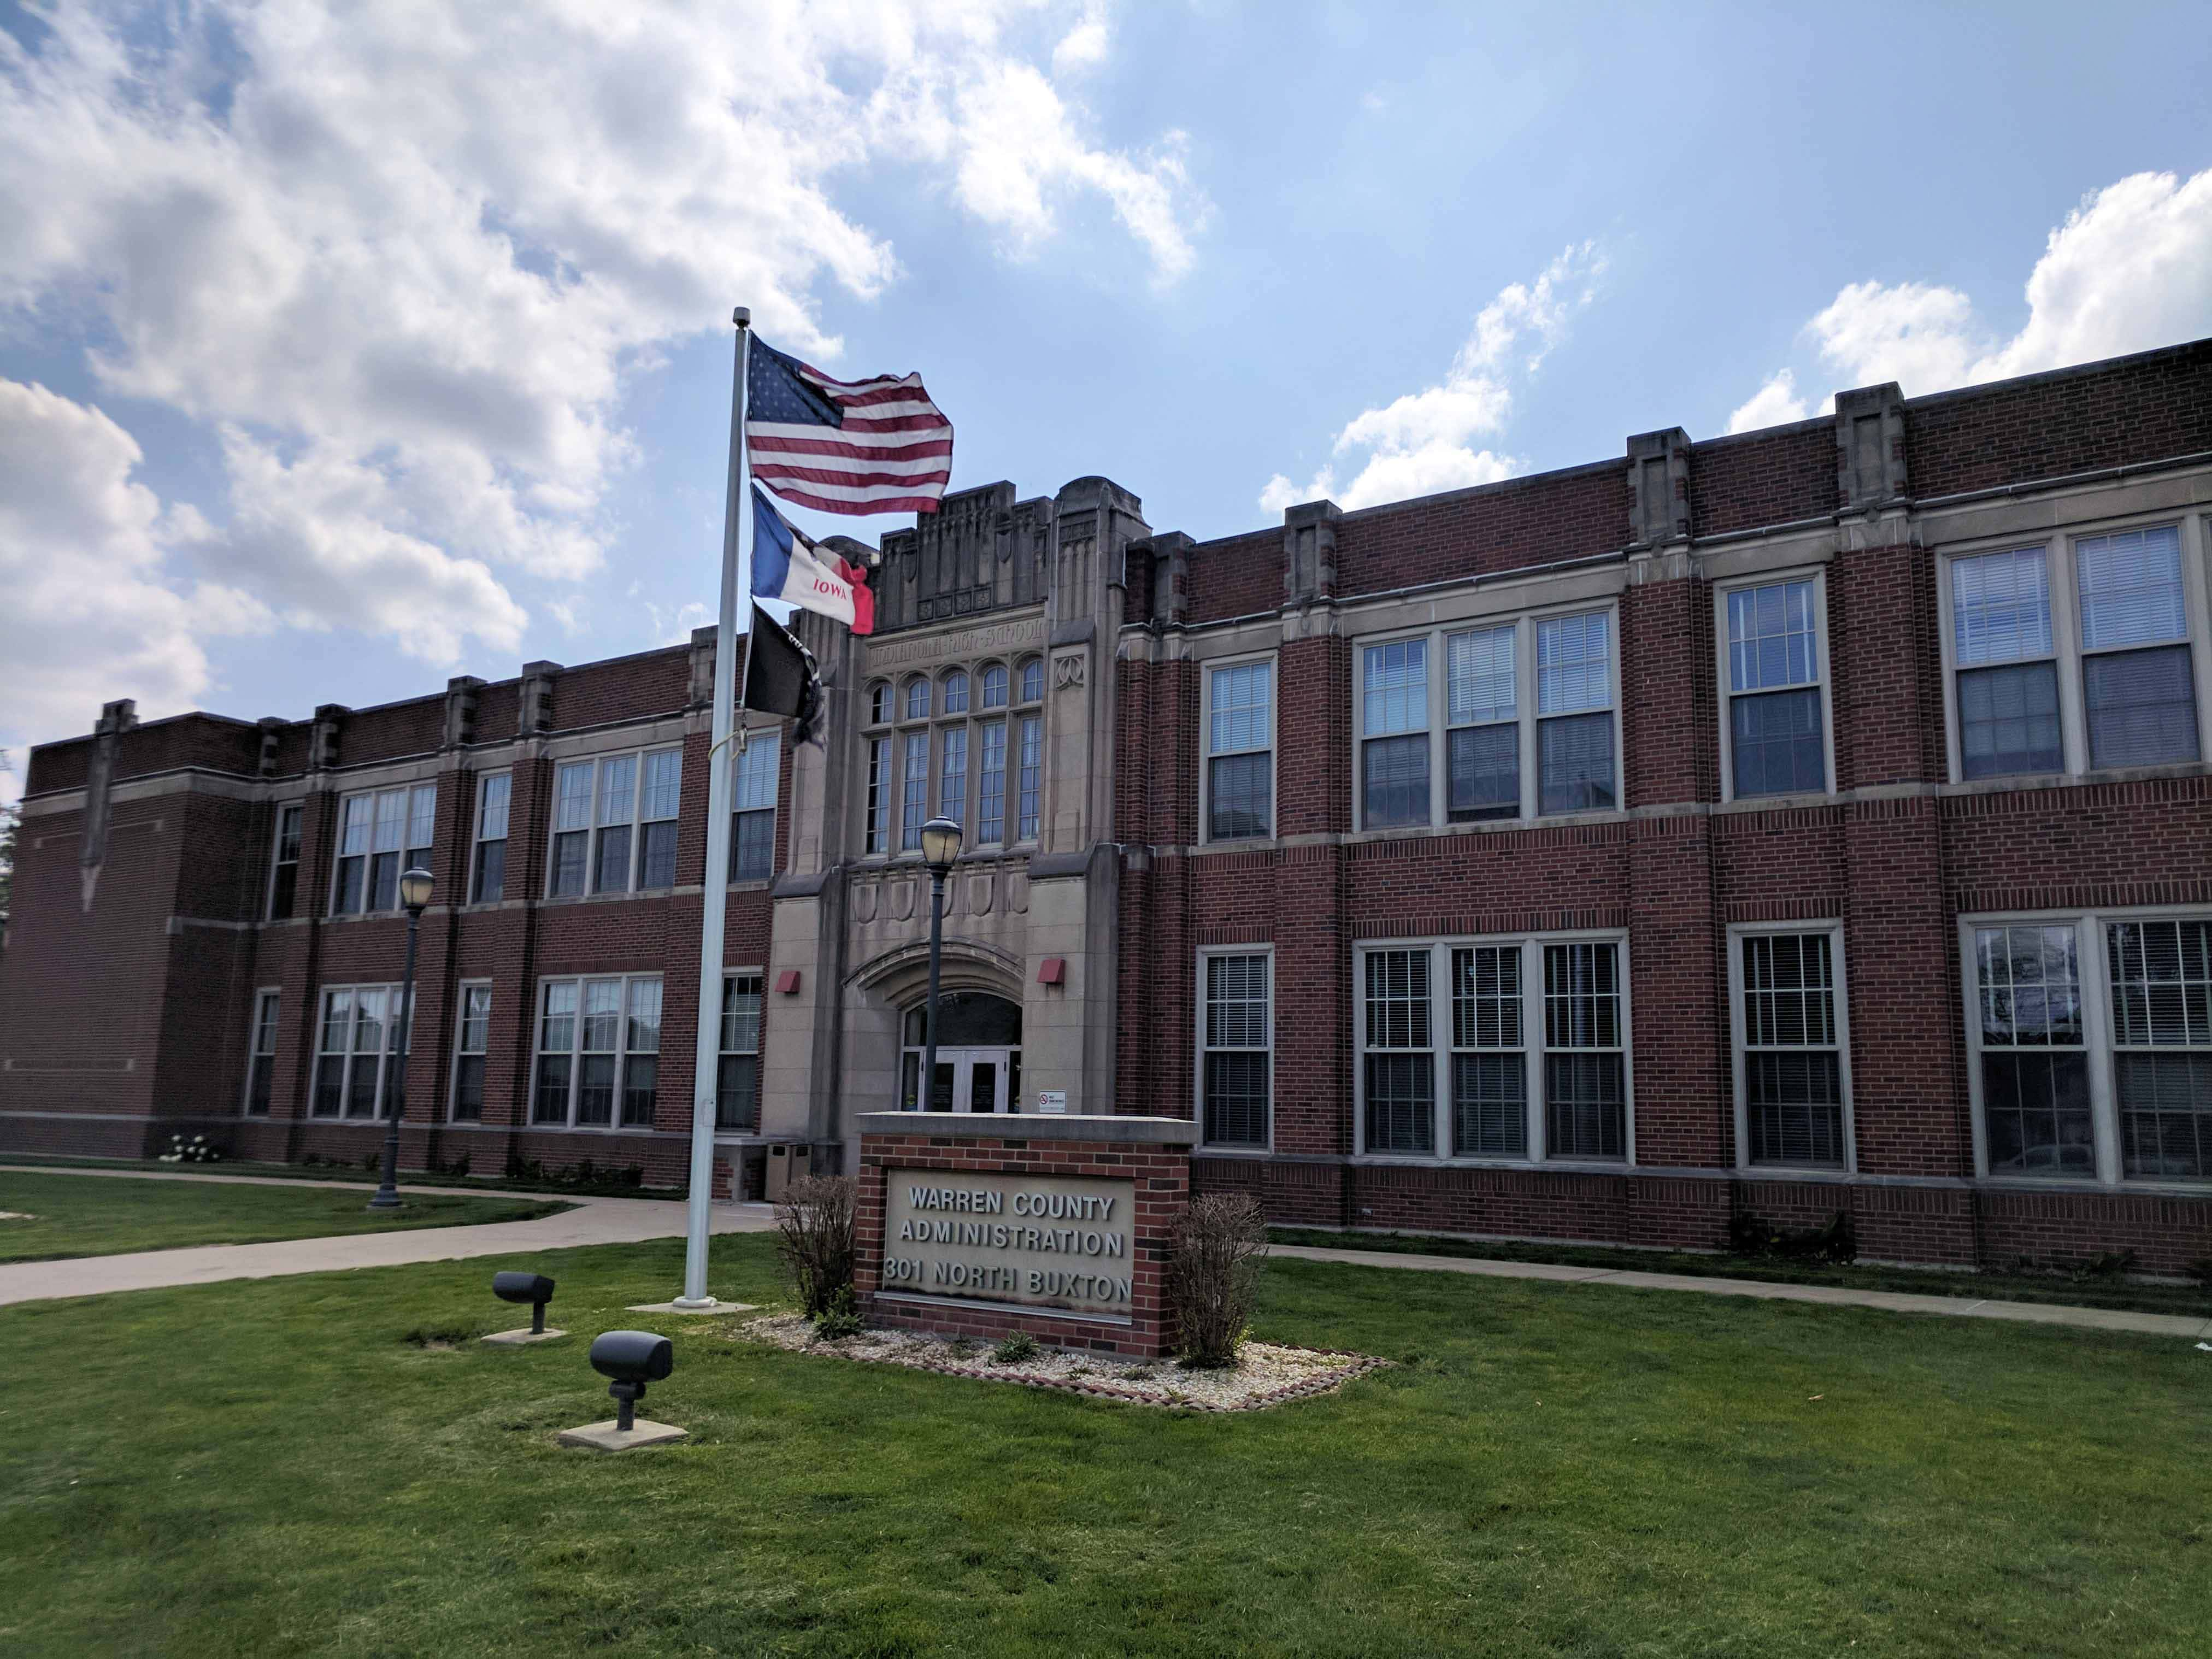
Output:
[732, 306, 750, 330]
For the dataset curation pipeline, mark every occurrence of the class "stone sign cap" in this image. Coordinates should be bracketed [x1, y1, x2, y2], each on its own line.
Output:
[855, 1112, 1196, 1146]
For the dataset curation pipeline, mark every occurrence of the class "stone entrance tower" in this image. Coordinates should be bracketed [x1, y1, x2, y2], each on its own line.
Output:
[750, 476, 1147, 1183]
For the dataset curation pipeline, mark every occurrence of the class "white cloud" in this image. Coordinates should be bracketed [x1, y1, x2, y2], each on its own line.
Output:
[1726, 368, 1812, 434]
[0, 378, 269, 756]
[1260, 242, 1602, 512]
[0, 1, 1203, 745]
[1726, 168, 2212, 430]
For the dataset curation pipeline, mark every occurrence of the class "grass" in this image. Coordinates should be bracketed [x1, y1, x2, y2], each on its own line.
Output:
[0, 1150, 658, 1199]
[0, 1171, 568, 1263]
[2, 1234, 2208, 1656]
[1273, 1224, 2212, 1320]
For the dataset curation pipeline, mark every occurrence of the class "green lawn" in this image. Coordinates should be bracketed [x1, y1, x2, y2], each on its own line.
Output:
[2, 1235, 2206, 1656]
[0, 1171, 567, 1262]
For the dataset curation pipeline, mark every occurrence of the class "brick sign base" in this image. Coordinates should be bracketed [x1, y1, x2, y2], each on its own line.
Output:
[854, 1113, 1195, 1358]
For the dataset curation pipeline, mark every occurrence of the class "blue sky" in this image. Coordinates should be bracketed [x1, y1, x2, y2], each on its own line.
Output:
[3, 1, 2210, 803]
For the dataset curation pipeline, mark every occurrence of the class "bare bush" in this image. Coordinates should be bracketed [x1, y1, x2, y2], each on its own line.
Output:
[774, 1174, 857, 1319]
[1167, 1193, 1269, 1368]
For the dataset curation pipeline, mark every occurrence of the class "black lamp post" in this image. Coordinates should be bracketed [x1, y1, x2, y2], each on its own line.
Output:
[918, 816, 963, 1112]
[369, 867, 434, 1210]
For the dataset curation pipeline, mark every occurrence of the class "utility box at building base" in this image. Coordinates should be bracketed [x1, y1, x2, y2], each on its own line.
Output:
[853, 1113, 1195, 1359]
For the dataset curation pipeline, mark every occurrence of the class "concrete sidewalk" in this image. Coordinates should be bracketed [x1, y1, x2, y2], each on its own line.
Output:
[1273, 1243, 2212, 1340]
[0, 1164, 774, 1309]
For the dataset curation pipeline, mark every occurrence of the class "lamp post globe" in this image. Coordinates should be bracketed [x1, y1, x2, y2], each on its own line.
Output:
[917, 818, 963, 1112]
[369, 868, 434, 1210]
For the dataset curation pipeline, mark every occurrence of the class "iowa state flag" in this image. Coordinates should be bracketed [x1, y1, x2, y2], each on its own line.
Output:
[750, 485, 875, 635]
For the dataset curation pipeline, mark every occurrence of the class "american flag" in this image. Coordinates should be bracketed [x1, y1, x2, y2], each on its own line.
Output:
[745, 337, 954, 516]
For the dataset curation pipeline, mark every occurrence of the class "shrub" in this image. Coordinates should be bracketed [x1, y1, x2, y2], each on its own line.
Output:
[157, 1134, 222, 1165]
[813, 1285, 863, 1341]
[1727, 1208, 1856, 1263]
[990, 1331, 1039, 1365]
[774, 1174, 857, 1319]
[1167, 1193, 1269, 1368]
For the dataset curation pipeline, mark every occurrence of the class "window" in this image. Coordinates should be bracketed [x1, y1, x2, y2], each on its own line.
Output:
[731, 732, 778, 882]
[1017, 715, 1043, 841]
[549, 749, 680, 897]
[244, 990, 280, 1115]
[2107, 919, 2211, 1179]
[470, 773, 510, 903]
[1446, 627, 1517, 822]
[864, 736, 893, 855]
[2078, 526, 2199, 768]
[1733, 928, 1849, 1168]
[310, 984, 410, 1119]
[1360, 640, 1429, 829]
[267, 803, 302, 920]
[1355, 609, 1619, 829]
[868, 682, 892, 725]
[1449, 945, 1523, 1155]
[332, 784, 437, 915]
[1206, 660, 1273, 841]
[1944, 522, 2204, 781]
[938, 725, 967, 826]
[903, 676, 931, 722]
[980, 663, 1009, 708]
[1951, 548, 2062, 778]
[1019, 657, 1044, 703]
[1722, 576, 1828, 797]
[532, 975, 661, 1129]
[978, 721, 1008, 844]
[1362, 949, 1433, 1151]
[1359, 935, 1631, 1162]
[1970, 925, 2093, 1176]
[943, 669, 969, 714]
[1200, 952, 1270, 1146]
[901, 731, 929, 850]
[451, 985, 491, 1121]
[1536, 613, 1616, 814]
[717, 973, 763, 1131]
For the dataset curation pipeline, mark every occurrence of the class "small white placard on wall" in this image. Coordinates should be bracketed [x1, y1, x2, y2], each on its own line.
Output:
[1036, 1090, 1067, 1114]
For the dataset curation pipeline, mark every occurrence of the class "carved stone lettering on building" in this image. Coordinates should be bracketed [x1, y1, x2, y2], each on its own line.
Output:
[879, 1169, 1135, 1318]
[867, 616, 1045, 670]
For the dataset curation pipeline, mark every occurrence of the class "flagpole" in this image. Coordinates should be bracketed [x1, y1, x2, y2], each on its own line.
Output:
[675, 305, 752, 1308]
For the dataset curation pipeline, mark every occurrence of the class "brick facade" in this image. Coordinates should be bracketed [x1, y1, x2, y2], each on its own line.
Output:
[4, 338, 2212, 1276]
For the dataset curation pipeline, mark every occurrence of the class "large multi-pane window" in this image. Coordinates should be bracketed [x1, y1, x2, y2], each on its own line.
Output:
[1732, 928, 1850, 1168]
[869, 654, 1046, 857]
[717, 973, 764, 1131]
[1359, 936, 1631, 1162]
[1355, 609, 1619, 829]
[549, 749, 680, 897]
[532, 975, 661, 1129]
[1944, 522, 2204, 781]
[1721, 576, 1828, 797]
[332, 784, 436, 915]
[732, 732, 779, 882]
[243, 990, 280, 1115]
[311, 984, 411, 1119]
[1205, 660, 1273, 841]
[450, 985, 492, 1121]
[267, 803, 302, 920]
[1199, 951, 1270, 1146]
[470, 773, 510, 903]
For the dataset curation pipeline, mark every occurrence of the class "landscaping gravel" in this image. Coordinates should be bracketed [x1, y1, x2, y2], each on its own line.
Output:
[738, 1313, 1386, 1410]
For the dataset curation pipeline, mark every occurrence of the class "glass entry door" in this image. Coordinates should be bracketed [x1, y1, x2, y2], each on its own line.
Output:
[899, 993, 1023, 1112]
[904, 1045, 1022, 1113]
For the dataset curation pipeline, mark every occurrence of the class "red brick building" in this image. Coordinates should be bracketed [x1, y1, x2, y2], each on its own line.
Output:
[4, 340, 2210, 1272]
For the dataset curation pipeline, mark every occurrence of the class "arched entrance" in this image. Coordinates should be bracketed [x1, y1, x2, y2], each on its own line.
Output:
[899, 991, 1022, 1113]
